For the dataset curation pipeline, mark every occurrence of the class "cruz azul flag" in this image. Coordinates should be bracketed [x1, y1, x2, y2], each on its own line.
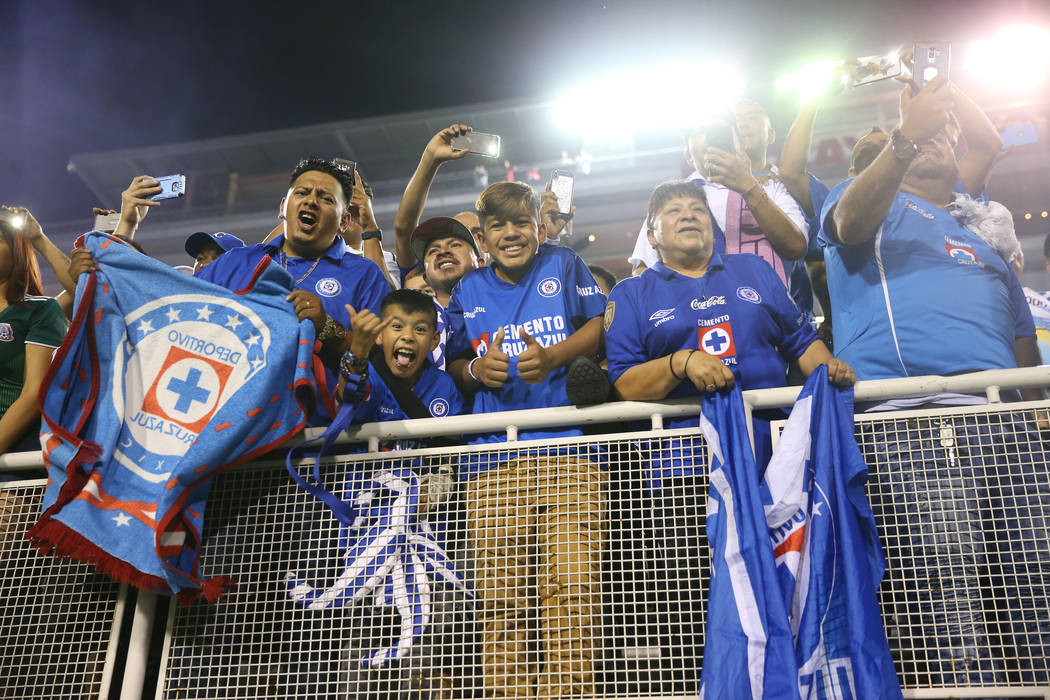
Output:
[763, 366, 902, 699]
[29, 232, 319, 602]
[698, 386, 797, 699]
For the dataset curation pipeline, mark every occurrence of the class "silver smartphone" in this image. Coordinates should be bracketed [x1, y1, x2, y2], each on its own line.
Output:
[93, 212, 121, 233]
[550, 170, 574, 215]
[843, 53, 902, 88]
[148, 174, 186, 201]
[913, 42, 950, 89]
[450, 131, 501, 158]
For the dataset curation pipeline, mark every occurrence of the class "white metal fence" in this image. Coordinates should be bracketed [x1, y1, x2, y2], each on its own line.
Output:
[1, 368, 1049, 699]
[0, 479, 125, 699]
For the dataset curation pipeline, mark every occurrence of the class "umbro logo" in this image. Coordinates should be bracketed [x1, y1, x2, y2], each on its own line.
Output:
[648, 308, 675, 321]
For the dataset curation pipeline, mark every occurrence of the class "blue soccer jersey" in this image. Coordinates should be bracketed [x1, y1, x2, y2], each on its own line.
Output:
[199, 234, 389, 421]
[788, 172, 832, 318]
[348, 360, 464, 425]
[446, 244, 606, 442]
[606, 254, 817, 412]
[819, 181, 1034, 380]
[605, 253, 817, 487]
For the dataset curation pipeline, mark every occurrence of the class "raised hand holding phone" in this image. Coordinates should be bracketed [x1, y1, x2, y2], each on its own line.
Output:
[450, 131, 501, 158]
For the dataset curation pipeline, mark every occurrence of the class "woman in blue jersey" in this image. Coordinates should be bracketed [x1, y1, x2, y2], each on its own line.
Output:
[603, 179, 854, 690]
[607, 179, 854, 413]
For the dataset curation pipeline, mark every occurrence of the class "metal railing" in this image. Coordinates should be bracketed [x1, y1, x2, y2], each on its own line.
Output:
[1, 367, 1048, 699]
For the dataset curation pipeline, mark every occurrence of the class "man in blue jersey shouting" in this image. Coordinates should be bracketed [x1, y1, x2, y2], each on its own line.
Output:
[446, 181, 608, 698]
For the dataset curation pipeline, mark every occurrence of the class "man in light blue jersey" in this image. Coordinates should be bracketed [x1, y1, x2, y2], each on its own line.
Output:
[821, 76, 1049, 685]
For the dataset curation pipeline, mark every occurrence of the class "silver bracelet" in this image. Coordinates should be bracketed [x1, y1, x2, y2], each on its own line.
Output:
[467, 356, 482, 383]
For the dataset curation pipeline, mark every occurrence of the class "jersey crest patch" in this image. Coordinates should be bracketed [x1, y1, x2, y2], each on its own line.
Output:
[698, 321, 737, 359]
[0, 323, 11, 342]
[315, 277, 342, 297]
[537, 277, 561, 298]
[603, 301, 616, 332]
[736, 286, 762, 304]
[944, 238, 978, 264]
[429, 397, 450, 417]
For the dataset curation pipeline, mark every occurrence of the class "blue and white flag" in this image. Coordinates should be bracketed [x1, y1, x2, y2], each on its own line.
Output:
[285, 466, 470, 667]
[698, 386, 798, 699]
[764, 366, 902, 699]
[30, 233, 318, 602]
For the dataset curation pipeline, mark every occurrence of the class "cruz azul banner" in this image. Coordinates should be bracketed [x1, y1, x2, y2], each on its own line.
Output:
[30, 233, 319, 602]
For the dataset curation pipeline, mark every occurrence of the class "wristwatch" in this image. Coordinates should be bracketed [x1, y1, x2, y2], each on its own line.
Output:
[360, 229, 382, 241]
[340, 349, 369, 379]
[890, 128, 919, 161]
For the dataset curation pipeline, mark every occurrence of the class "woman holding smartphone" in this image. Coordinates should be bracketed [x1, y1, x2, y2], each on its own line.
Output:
[0, 207, 67, 459]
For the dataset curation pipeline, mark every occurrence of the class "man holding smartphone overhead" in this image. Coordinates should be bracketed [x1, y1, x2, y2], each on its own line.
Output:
[393, 125, 488, 368]
[820, 75, 1049, 685]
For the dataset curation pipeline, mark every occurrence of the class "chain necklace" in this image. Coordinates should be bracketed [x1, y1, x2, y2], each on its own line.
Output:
[279, 250, 322, 288]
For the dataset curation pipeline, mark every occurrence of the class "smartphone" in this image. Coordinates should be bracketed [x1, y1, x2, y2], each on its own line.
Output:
[148, 174, 186, 201]
[704, 122, 736, 154]
[0, 209, 24, 233]
[912, 42, 950, 89]
[450, 131, 501, 158]
[550, 170, 574, 216]
[93, 212, 121, 233]
[331, 158, 358, 188]
[844, 53, 902, 88]
[999, 121, 1039, 148]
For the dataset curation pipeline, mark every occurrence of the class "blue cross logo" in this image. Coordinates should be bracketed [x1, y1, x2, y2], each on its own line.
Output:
[166, 368, 211, 413]
[704, 330, 729, 354]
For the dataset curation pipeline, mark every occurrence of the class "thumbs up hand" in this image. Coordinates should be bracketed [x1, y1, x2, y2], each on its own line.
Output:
[475, 327, 510, 388]
[517, 329, 554, 384]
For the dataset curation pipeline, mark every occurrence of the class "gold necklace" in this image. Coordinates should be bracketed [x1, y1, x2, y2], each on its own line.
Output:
[280, 250, 323, 288]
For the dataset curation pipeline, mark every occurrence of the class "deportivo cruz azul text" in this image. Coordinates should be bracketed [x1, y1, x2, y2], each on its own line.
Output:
[167, 328, 243, 364]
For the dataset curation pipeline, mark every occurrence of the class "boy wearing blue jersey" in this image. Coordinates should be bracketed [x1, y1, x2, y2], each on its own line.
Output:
[445, 181, 607, 698]
[339, 288, 463, 426]
[334, 288, 466, 697]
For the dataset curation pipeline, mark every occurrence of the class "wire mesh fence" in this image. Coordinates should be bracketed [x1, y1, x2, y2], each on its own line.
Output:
[853, 404, 1050, 694]
[2, 401, 1046, 699]
[0, 478, 124, 699]
[159, 404, 1050, 699]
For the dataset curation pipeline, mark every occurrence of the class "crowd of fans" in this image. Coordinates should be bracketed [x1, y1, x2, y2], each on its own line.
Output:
[2, 66, 1049, 695]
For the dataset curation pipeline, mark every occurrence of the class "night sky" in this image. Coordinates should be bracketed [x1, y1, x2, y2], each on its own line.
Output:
[2, 0, 1045, 225]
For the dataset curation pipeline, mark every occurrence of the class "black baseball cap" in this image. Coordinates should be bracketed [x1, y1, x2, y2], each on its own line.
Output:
[409, 217, 480, 261]
[185, 231, 245, 258]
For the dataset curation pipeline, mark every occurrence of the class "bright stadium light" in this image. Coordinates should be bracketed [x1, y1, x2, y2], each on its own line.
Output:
[775, 72, 796, 93]
[552, 61, 746, 137]
[964, 24, 1050, 92]
[796, 61, 838, 100]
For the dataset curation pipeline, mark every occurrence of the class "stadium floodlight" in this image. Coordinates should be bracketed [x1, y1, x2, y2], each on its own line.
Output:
[796, 61, 839, 100]
[964, 24, 1050, 93]
[552, 61, 746, 137]
[775, 72, 796, 93]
